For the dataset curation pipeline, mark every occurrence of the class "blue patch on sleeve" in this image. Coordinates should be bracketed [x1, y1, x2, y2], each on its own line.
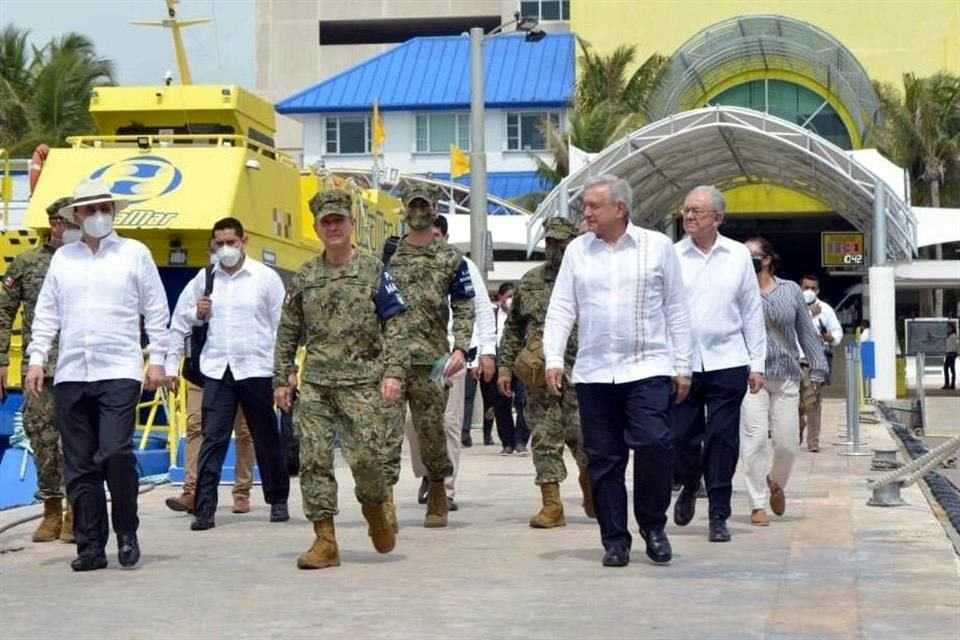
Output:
[376, 269, 407, 320]
[449, 259, 476, 300]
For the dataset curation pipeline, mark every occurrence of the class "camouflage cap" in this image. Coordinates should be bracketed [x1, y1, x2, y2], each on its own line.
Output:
[47, 196, 74, 219]
[400, 183, 442, 208]
[543, 217, 578, 240]
[309, 190, 354, 219]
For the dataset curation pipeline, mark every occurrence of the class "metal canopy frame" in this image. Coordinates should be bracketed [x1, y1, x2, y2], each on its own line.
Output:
[646, 14, 881, 144]
[529, 106, 917, 260]
[315, 168, 532, 217]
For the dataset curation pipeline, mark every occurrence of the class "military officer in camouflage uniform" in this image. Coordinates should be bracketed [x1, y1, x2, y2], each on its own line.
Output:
[274, 190, 408, 570]
[383, 184, 475, 529]
[497, 217, 594, 528]
[0, 196, 79, 543]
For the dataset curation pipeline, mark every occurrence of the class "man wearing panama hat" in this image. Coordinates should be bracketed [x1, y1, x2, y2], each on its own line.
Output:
[25, 178, 170, 572]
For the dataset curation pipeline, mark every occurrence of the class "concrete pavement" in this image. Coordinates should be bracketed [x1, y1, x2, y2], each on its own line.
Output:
[1, 398, 958, 640]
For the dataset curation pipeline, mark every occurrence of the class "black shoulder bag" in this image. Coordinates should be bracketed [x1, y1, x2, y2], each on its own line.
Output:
[182, 266, 215, 387]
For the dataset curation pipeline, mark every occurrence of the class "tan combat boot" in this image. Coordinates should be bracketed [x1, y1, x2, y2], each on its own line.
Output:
[60, 502, 75, 542]
[296, 518, 340, 570]
[530, 483, 566, 528]
[361, 502, 396, 553]
[423, 480, 448, 528]
[384, 486, 398, 534]
[32, 498, 63, 542]
[578, 468, 596, 519]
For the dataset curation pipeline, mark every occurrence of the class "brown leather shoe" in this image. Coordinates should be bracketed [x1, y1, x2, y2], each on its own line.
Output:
[767, 477, 786, 516]
[751, 508, 770, 526]
[165, 492, 195, 514]
[232, 495, 250, 514]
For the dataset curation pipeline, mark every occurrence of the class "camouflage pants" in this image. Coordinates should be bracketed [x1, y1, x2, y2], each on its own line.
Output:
[294, 380, 388, 521]
[23, 380, 63, 500]
[383, 365, 451, 484]
[527, 384, 588, 485]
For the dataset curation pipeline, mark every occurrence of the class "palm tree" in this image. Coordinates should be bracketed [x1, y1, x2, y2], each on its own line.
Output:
[874, 72, 960, 316]
[531, 40, 668, 190]
[0, 26, 114, 156]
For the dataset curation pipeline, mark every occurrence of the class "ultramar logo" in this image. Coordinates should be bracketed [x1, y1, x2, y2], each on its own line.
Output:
[89, 155, 182, 228]
[114, 209, 178, 228]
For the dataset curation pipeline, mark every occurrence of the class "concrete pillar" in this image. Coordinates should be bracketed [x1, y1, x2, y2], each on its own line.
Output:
[868, 265, 897, 399]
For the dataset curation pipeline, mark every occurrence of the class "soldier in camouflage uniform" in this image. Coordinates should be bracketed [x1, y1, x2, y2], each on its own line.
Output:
[498, 217, 594, 528]
[383, 183, 475, 529]
[0, 196, 79, 543]
[274, 189, 408, 570]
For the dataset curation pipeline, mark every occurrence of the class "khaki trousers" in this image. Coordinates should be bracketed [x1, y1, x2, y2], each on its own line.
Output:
[183, 381, 255, 497]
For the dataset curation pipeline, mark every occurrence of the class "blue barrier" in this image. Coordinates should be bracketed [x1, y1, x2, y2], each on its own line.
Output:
[861, 340, 876, 380]
[0, 448, 39, 510]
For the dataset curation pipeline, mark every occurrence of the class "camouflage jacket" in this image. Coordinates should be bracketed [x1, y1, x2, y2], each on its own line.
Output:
[388, 238, 475, 366]
[274, 252, 407, 388]
[499, 264, 577, 377]
[0, 243, 57, 377]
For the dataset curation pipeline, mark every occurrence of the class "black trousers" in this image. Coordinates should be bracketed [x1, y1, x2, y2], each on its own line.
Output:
[513, 377, 530, 447]
[671, 365, 749, 522]
[195, 368, 290, 518]
[944, 351, 957, 388]
[480, 373, 515, 448]
[55, 379, 142, 557]
[577, 377, 673, 551]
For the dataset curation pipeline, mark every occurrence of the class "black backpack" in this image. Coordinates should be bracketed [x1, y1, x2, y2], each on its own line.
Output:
[182, 266, 215, 387]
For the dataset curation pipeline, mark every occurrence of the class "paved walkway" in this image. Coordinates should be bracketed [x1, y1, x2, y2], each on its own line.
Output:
[1, 399, 958, 640]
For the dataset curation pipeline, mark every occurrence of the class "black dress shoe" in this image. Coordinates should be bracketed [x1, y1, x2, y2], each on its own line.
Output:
[483, 435, 495, 446]
[447, 496, 459, 511]
[118, 534, 140, 567]
[71, 552, 108, 572]
[638, 527, 672, 564]
[461, 432, 473, 447]
[673, 490, 696, 526]
[190, 515, 216, 531]
[602, 546, 630, 567]
[270, 503, 290, 522]
[417, 477, 429, 505]
[709, 519, 731, 542]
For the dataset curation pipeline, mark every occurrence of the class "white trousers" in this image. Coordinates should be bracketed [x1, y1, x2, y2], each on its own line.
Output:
[740, 378, 800, 511]
[403, 368, 465, 497]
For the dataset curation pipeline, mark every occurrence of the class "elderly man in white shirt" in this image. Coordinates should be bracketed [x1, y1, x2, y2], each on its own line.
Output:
[798, 274, 844, 451]
[165, 217, 288, 530]
[671, 185, 766, 543]
[544, 174, 692, 568]
[25, 179, 170, 572]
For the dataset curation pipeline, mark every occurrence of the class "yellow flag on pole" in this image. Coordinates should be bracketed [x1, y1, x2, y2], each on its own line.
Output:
[372, 100, 386, 156]
[450, 144, 470, 178]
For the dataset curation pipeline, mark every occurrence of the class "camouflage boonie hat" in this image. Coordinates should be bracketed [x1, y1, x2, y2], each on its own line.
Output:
[400, 183, 442, 208]
[47, 196, 74, 219]
[309, 190, 354, 219]
[543, 217, 578, 240]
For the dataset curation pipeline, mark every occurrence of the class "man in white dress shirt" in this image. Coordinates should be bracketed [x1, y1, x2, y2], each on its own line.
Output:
[671, 186, 766, 543]
[165, 218, 289, 530]
[25, 179, 170, 571]
[544, 174, 692, 568]
[798, 274, 843, 451]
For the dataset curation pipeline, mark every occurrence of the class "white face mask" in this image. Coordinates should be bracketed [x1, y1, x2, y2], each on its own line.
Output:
[82, 212, 114, 239]
[209, 254, 218, 266]
[216, 245, 243, 268]
[503, 297, 513, 312]
[61, 228, 83, 244]
[802, 289, 818, 305]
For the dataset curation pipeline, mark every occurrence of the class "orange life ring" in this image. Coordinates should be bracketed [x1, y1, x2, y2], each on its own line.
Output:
[29, 144, 49, 195]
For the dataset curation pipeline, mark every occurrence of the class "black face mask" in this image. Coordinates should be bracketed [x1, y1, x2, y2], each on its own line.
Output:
[752, 257, 764, 273]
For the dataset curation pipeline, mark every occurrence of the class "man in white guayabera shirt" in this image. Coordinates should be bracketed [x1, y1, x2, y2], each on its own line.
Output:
[25, 178, 170, 572]
[543, 174, 692, 569]
[671, 185, 766, 544]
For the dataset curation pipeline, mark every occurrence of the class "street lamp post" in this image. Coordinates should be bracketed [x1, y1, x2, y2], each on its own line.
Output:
[468, 14, 545, 277]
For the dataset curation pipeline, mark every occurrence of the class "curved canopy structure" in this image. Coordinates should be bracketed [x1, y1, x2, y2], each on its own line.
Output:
[529, 106, 917, 260]
[646, 14, 880, 145]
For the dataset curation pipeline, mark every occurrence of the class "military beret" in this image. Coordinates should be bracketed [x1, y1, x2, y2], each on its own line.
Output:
[47, 196, 74, 218]
[400, 183, 442, 208]
[309, 190, 354, 219]
[543, 217, 578, 240]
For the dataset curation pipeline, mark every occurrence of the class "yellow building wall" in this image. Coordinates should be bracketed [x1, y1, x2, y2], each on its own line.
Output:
[571, 0, 959, 82]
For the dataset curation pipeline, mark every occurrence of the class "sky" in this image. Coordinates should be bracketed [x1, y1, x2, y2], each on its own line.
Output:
[0, 0, 255, 88]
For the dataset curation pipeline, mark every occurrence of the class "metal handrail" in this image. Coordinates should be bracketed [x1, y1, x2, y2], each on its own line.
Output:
[64, 133, 298, 168]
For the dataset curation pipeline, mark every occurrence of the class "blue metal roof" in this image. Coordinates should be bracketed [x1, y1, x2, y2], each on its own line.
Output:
[429, 171, 547, 213]
[276, 33, 574, 114]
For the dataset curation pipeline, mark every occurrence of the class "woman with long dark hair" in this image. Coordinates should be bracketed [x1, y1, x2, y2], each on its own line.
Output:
[740, 237, 828, 526]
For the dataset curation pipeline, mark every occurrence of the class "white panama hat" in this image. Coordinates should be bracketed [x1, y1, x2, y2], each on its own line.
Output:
[58, 179, 131, 217]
